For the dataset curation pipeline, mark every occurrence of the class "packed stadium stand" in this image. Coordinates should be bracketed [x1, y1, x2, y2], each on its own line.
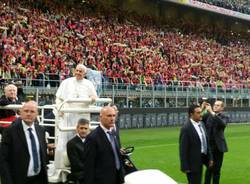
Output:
[198, 0, 250, 15]
[0, 0, 249, 92]
[0, 2, 250, 183]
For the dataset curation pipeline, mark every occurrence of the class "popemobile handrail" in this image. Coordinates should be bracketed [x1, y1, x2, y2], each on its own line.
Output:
[55, 97, 112, 131]
[0, 97, 112, 132]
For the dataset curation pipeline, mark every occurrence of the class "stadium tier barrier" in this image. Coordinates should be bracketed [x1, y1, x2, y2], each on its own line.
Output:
[1, 78, 250, 109]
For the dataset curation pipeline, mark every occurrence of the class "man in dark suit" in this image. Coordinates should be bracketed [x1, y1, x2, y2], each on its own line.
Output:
[66, 118, 90, 183]
[108, 103, 137, 175]
[0, 141, 3, 180]
[202, 100, 229, 184]
[179, 104, 213, 184]
[83, 106, 125, 184]
[1, 101, 48, 184]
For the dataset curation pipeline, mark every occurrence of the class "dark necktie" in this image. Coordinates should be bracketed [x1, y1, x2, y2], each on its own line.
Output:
[107, 131, 121, 170]
[28, 128, 39, 173]
[198, 124, 207, 154]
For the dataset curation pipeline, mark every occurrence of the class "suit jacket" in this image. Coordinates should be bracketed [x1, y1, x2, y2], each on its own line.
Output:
[83, 126, 125, 184]
[113, 121, 121, 147]
[203, 113, 229, 152]
[0, 144, 3, 177]
[0, 118, 48, 184]
[67, 135, 85, 179]
[0, 95, 21, 119]
[179, 120, 212, 173]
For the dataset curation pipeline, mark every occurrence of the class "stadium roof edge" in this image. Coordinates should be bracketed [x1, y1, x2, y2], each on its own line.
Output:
[164, 0, 250, 21]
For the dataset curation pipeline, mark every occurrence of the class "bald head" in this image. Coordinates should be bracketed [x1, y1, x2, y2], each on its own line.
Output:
[100, 106, 116, 129]
[4, 84, 17, 100]
[20, 101, 38, 126]
[74, 64, 87, 80]
[22, 101, 38, 108]
[106, 103, 119, 117]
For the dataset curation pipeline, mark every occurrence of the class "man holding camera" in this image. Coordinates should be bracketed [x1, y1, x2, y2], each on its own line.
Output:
[202, 100, 229, 184]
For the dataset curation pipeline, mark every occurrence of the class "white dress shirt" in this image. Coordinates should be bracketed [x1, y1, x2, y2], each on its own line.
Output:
[190, 119, 207, 154]
[22, 121, 41, 176]
[77, 134, 86, 143]
[100, 124, 113, 142]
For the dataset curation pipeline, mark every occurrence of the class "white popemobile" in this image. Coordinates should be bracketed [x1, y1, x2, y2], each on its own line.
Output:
[48, 97, 178, 184]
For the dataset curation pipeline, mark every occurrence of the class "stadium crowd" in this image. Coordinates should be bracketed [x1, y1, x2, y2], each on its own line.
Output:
[0, 1, 249, 90]
[198, 0, 250, 15]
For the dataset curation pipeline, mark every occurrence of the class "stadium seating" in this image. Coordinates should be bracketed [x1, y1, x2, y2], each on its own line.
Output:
[198, 0, 250, 14]
[0, 2, 249, 91]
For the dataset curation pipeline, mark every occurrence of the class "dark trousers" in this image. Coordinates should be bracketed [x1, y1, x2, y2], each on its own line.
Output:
[205, 149, 224, 184]
[187, 169, 202, 184]
[186, 154, 208, 184]
[25, 172, 46, 184]
[0, 145, 3, 177]
[0, 126, 3, 134]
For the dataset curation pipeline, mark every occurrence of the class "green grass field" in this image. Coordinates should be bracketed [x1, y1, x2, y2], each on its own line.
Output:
[120, 124, 250, 184]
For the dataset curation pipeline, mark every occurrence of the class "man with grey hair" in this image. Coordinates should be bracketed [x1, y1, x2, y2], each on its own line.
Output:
[54, 64, 97, 168]
[0, 84, 21, 134]
[56, 64, 97, 103]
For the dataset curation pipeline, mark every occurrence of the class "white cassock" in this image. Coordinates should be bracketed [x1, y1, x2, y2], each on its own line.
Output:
[54, 77, 97, 168]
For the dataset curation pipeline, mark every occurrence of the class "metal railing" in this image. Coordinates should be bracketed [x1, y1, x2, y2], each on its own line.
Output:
[1, 78, 250, 108]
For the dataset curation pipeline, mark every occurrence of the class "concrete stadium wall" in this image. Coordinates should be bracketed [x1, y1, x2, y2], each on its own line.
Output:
[105, 0, 249, 35]
[91, 107, 250, 128]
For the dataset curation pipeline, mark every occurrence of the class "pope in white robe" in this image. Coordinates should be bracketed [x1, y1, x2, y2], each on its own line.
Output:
[54, 64, 97, 169]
